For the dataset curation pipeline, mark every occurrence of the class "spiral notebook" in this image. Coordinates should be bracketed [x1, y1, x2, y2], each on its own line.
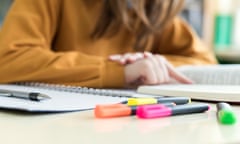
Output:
[0, 83, 149, 112]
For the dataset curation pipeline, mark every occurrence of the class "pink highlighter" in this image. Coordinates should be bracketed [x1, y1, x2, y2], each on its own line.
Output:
[137, 103, 210, 119]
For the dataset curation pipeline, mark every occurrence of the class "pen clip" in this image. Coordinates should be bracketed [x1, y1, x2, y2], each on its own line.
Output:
[0, 92, 12, 97]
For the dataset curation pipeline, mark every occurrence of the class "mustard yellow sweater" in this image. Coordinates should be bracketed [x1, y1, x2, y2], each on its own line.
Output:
[0, 0, 217, 88]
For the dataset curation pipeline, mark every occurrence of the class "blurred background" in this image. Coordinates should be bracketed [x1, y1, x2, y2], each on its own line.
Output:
[0, 0, 240, 63]
[0, 0, 12, 26]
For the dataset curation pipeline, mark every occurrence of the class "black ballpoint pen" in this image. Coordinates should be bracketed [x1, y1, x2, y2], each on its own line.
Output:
[0, 89, 51, 101]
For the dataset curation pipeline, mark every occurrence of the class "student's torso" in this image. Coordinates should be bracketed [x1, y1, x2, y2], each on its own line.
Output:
[53, 0, 138, 57]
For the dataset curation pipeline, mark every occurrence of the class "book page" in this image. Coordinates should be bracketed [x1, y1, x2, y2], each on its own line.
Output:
[176, 64, 240, 85]
[137, 84, 240, 102]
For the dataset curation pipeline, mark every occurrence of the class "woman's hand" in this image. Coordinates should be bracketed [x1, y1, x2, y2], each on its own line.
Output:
[124, 54, 193, 87]
[109, 52, 193, 87]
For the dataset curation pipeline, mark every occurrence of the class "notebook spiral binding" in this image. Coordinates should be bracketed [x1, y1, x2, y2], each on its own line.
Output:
[15, 82, 135, 98]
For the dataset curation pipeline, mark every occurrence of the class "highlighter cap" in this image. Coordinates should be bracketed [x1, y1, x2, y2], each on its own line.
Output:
[217, 102, 237, 125]
[218, 110, 237, 124]
[137, 104, 172, 119]
[94, 104, 132, 118]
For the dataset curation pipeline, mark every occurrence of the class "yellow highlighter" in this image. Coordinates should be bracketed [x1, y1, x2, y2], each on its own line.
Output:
[127, 97, 190, 106]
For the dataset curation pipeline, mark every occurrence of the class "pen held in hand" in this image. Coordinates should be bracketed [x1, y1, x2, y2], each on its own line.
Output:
[0, 89, 51, 101]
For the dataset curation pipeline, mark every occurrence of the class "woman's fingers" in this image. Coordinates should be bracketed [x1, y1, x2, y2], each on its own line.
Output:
[109, 52, 147, 64]
[108, 53, 129, 64]
[115, 52, 193, 86]
[147, 55, 162, 84]
[165, 62, 194, 84]
[108, 54, 122, 61]
[124, 52, 144, 64]
[155, 55, 170, 83]
[143, 51, 152, 58]
[147, 55, 193, 84]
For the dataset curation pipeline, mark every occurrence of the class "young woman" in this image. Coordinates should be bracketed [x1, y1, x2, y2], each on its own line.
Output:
[0, 0, 217, 88]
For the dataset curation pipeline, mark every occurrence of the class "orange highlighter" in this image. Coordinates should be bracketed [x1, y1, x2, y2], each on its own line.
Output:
[94, 103, 175, 118]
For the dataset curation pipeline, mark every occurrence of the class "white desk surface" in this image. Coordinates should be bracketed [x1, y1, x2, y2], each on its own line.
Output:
[0, 102, 240, 144]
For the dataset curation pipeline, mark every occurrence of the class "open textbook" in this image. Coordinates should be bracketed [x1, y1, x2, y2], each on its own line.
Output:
[176, 64, 240, 85]
[137, 64, 240, 103]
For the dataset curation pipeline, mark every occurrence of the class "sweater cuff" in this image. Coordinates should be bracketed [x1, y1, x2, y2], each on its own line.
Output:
[102, 60, 125, 88]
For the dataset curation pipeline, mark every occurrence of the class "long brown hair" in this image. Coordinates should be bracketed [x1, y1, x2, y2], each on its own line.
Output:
[91, 0, 184, 50]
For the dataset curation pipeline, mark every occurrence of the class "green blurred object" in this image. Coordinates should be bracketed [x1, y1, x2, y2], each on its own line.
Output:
[214, 15, 233, 50]
[0, 0, 13, 26]
[218, 110, 237, 124]
[217, 102, 237, 125]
